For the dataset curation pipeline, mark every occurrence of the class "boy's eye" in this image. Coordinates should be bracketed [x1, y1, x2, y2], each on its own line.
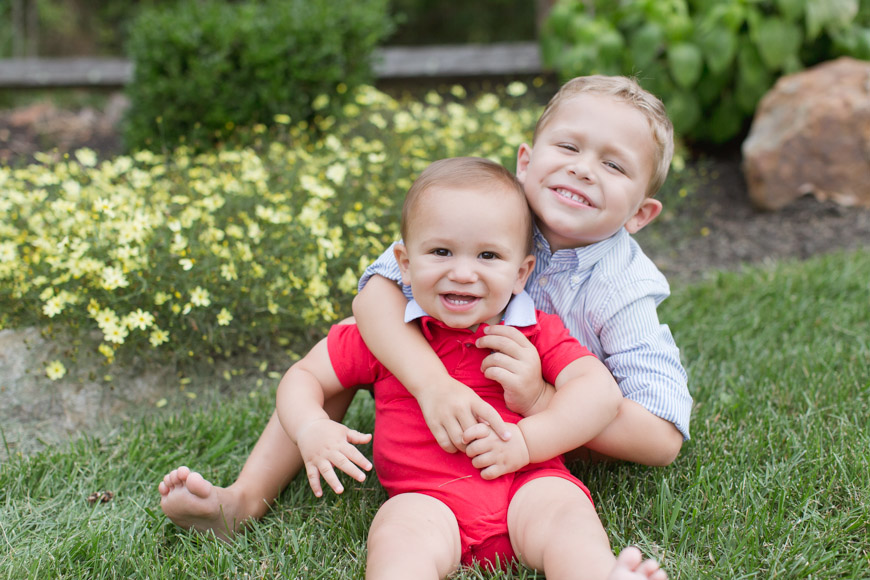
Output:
[558, 143, 578, 152]
[432, 248, 451, 257]
[605, 161, 625, 174]
[479, 251, 499, 260]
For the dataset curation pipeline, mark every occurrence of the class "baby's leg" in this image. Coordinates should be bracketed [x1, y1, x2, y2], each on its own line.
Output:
[507, 477, 666, 579]
[366, 493, 461, 580]
[159, 389, 356, 540]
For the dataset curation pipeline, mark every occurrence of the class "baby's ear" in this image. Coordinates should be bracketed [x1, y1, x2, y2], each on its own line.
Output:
[624, 198, 662, 234]
[393, 243, 412, 285]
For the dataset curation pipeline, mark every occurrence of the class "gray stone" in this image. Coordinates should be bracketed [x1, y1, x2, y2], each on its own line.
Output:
[0, 327, 170, 459]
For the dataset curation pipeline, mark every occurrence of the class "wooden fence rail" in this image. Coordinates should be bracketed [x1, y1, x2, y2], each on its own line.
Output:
[0, 43, 544, 89]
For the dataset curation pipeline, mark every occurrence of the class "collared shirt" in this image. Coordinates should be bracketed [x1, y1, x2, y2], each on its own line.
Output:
[359, 227, 692, 439]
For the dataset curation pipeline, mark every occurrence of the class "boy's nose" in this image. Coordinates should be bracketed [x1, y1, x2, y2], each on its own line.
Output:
[569, 154, 595, 182]
[448, 258, 479, 283]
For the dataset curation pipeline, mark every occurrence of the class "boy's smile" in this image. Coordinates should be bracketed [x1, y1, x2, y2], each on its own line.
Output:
[516, 93, 662, 251]
[394, 185, 534, 330]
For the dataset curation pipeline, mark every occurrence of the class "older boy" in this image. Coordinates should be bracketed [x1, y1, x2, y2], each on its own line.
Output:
[276, 157, 665, 579]
[353, 75, 691, 468]
[158, 74, 690, 539]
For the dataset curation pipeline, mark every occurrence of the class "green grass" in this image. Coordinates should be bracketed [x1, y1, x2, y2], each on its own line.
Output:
[2, 249, 868, 579]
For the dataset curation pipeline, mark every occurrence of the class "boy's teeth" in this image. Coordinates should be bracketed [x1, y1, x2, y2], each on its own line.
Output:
[555, 188, 590, 206]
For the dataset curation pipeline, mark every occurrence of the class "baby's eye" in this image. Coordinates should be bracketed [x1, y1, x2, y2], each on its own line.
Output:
[479, 251, 499, 260]
[432, 248, 451, 257]
[558, 143, 578, 152]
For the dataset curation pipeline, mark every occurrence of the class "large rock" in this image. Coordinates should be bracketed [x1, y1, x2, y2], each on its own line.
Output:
[742, 57, 870, 210]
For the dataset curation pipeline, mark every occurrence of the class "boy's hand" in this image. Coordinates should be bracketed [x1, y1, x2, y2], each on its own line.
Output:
[295, 418, 372, 497]
[463, 422, 530, 480]
[417, 375, 512, 453]
[477, 325, 547, 415]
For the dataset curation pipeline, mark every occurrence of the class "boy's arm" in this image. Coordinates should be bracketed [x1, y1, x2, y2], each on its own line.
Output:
[275, 339, 372, 497]
[352, 275, 510, 452]
[466, 355, 621, 479]
[587, 289, 690, 466]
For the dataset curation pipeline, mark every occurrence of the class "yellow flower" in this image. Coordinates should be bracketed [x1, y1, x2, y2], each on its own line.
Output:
[274, 113, 291, 125]
[126, 309, 155, 331]
[220, 263, 238, 281]
[95, 308, 119, 330]
[217, 308, 233, 326]
[98, 343, 115, 362]
[190, 286, 211, 307]
[101, 266, 129, 290]
[506, 81, 528, 97]
[103, 324, 129, 344]
[45, 360, 67, 380]
[42, 296, 64, 318]
[149, 328, 169, 347]
[74, 148, 97, 167]
[312, 94, 330, 111]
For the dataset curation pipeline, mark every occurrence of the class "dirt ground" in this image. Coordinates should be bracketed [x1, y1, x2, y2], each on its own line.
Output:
[2, 97, 869, 283]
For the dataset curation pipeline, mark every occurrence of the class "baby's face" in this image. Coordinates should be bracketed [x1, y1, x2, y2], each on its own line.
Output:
[396, 186, 534, 330]
[516, 93, 660, 250]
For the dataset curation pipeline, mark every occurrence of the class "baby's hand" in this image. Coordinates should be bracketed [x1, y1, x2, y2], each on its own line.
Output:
[463, 422, 529, 480]
[477, 325, 547, 415]
[296, 418, 372, 497]
[416, 375, 511, 454]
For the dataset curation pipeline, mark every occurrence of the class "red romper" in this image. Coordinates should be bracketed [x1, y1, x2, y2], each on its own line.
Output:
[327, 301, 595, 568]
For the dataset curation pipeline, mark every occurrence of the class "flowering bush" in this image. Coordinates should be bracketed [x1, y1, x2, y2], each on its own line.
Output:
[1, 83, 539, 377]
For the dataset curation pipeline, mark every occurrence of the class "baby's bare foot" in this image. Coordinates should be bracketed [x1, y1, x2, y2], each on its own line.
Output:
[609, 547, 667, 580]
[158, 466, 245, 541]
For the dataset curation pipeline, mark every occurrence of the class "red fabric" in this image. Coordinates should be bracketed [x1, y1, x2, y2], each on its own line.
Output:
[327, 311, 594, 567]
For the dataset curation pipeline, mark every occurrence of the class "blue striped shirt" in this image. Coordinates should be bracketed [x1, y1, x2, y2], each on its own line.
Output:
[359, 226, 692, 439]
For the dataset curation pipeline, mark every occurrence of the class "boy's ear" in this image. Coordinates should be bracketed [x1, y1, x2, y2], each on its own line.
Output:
[512, 255, 536, 295]
[515, 143, 532, 183]
[624, 198, 663, 234]
[393, 243, 412, 285]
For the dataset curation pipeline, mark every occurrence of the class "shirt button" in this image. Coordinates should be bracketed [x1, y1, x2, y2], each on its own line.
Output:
[538, 277, 548, 287]
[571, 275, 581, 285]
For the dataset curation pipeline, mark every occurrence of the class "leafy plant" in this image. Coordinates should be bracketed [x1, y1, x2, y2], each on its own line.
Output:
[541, 0, 870, 143]
[0, 83, 538, 378]
[123, 0, 394, 152]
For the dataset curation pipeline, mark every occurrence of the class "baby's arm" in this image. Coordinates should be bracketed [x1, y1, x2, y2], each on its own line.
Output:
[275, 339, 372, 497]
[352, 275, 510, 452]
[466, 356, 621, 479]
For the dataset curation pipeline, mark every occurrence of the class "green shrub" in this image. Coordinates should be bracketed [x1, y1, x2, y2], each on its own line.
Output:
[0, 83, 539, 378]
[123, 0, 394, 152]
[541, 0, 870, 143]
[388, 0, 536, 44]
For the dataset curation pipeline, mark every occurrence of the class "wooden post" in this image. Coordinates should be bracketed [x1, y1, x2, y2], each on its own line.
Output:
[27, 0, 39, 57]
[535, 0, 558, 36]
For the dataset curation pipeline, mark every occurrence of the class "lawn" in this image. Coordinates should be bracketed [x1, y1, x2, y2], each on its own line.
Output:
[2, 248, 868, 579]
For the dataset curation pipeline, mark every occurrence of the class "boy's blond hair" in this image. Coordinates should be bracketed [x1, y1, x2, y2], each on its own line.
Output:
[533, 75, 674, 198]
[401, 157, 534, 254]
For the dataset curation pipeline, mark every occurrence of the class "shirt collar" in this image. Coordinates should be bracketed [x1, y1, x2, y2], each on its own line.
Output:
[533, 223, 627, 271]
[404, 290, 537, 328]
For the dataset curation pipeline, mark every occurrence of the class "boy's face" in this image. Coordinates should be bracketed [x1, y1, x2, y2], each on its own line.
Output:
[516, 93, 663, 251]
[394, 185, 535, 330]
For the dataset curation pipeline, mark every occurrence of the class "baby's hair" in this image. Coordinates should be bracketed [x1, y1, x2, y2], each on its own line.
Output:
[534, 75, 674, 197]
[401, 157, 534, 254]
